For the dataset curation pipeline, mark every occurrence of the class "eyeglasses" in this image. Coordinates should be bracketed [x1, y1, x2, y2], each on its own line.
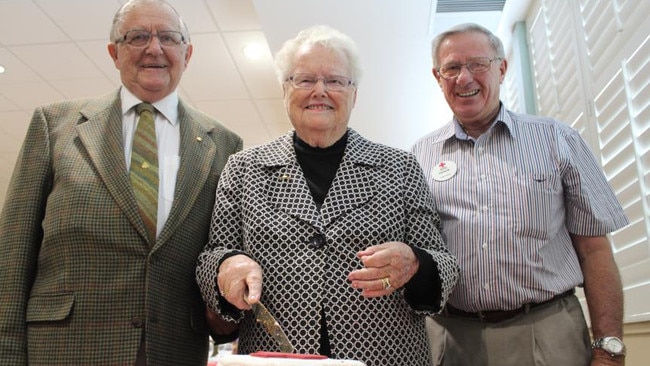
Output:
[116, 30, 186, 47]
[437, 57, 503, 79]
[286, 73, 355, 91]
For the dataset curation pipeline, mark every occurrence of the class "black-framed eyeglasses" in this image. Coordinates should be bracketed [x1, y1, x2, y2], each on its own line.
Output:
[437, 57, 503, 79]
[286, 73, 355, 91]
[116, 30, 186, 47]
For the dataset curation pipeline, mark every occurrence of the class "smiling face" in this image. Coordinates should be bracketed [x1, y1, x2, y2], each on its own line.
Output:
[283, 44, 357, 148]
[434, 31, 506, 133]
[107, 1, 192, 102]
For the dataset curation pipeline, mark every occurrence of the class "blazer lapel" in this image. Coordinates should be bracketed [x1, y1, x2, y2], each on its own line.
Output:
[262, 134, 321, 229]
[155, 101, 216, 247]
[262, 131, 378, 231]
[321, 130, 377, 228]
[75, 91, 148, 240]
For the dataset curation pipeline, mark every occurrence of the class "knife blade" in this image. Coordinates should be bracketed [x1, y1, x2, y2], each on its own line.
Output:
[250, 301, 295, 353]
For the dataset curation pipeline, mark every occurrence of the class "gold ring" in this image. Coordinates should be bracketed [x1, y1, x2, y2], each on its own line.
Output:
[381, 277, 392, 290]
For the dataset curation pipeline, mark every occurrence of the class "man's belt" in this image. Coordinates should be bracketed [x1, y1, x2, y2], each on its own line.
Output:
[443, 289, 575, 323]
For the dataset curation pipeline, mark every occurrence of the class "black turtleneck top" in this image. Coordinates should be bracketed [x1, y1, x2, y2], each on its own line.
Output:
[293, 132, 347, 208]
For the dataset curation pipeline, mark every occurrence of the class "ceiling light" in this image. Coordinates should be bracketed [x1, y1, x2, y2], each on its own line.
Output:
[243, 43, 265, 61]
[0, 65, 5, 74]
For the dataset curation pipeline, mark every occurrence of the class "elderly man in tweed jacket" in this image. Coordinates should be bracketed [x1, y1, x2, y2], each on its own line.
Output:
[0, 0, 242, 365]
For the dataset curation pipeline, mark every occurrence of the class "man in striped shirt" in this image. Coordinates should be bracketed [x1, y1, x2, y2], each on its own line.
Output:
[411, 23, 629, 366]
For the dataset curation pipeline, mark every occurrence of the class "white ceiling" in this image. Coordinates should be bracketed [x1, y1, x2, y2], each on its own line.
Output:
[0, 0, 519, 208]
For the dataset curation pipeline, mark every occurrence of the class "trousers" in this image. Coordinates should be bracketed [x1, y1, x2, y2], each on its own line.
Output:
[426, 294, 591, 366]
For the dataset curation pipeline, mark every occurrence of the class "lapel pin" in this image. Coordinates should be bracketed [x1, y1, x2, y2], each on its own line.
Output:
[196, 136, 203, 142]
[280, 173, 291, 181]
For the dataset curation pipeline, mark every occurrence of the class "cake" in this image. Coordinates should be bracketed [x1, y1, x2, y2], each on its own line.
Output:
[218, 352, 366, 366]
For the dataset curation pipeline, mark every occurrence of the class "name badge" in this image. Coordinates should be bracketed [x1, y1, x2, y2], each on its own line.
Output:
[432, 160, 457, 181]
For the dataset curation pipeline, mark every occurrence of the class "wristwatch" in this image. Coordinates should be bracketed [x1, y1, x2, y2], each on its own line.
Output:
[591, 336, 626, 357]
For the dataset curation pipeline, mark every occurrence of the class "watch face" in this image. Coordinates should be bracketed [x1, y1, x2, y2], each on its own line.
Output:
[604, 338, 624, 353]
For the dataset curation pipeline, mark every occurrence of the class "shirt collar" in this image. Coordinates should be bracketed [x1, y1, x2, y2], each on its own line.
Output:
[120, 87, 179, 126]
[449, 102, 512, 142]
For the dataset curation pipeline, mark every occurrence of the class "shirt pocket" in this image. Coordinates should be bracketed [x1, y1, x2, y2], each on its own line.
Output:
[511, 172, 562, 240]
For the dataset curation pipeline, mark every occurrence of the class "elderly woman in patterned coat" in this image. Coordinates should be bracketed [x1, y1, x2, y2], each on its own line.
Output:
[195, 25, 459, 366]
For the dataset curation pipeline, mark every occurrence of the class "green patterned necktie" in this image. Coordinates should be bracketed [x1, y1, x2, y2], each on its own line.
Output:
[130, 102, 158, 242]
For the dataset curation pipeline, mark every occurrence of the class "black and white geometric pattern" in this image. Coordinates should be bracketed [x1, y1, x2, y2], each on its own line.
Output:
[197, 129, 459, 366]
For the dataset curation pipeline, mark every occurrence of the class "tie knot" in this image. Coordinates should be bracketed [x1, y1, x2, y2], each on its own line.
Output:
[136, 102, 155, 115]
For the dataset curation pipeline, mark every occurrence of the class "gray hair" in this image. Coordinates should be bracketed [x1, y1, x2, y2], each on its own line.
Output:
[109, 0, 190, 43]
[430, 23, 504, 68]
[274, 25, 362, 85]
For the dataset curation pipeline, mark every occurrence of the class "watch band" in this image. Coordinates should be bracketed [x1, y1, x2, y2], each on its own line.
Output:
[591, 336, 626, 357]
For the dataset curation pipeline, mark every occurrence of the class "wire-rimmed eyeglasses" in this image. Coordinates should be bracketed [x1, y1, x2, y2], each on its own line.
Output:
[437, 57, 503, 79]
[286, 73, 355, 91]
[116, 30, 186, 47]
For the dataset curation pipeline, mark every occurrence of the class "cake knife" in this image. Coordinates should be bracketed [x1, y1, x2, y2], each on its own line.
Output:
[250, 301, 295, 353]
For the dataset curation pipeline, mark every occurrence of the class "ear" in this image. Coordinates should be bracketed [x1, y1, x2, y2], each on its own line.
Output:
[107, 43, 119, 68]
[499, 58, 508, 83]
[282, 84, 291, 111]
[183, 43, 193, 68]
[432, 67, 443, 87]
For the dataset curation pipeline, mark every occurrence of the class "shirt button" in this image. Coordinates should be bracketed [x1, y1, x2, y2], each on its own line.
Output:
[483, 283, 490, 290]
[308, 234, 326, 249]
[482, 243, 488, 250]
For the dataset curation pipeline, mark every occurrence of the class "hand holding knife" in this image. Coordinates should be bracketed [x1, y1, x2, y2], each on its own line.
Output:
[217, 255, 295, 353]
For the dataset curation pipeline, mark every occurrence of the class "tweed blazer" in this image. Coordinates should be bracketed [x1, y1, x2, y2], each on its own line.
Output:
[0, 89, 242, 365]
[196, 129, 459, 366]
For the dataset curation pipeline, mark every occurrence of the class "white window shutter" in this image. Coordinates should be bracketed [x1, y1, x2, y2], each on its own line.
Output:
[512, 0, 650, 323]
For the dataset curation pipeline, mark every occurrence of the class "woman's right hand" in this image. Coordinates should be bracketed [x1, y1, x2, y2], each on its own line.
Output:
[217, 254, 263, 310]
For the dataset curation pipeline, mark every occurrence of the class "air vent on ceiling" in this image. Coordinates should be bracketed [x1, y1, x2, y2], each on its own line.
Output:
[435, 0, 506, 13]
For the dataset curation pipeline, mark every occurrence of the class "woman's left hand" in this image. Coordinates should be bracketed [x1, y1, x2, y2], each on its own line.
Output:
[347, 241, 419, 298]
